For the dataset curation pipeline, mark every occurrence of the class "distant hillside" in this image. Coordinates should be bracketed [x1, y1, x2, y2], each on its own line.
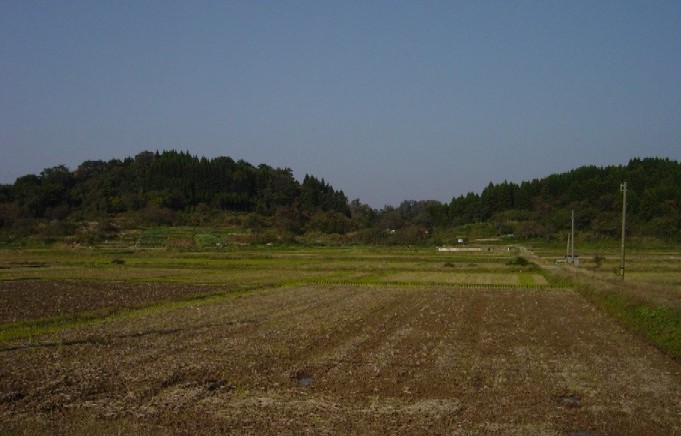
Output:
[0, 153, 679, 243]
[0, 150, 348, 216]
[445, 157, 681, 240]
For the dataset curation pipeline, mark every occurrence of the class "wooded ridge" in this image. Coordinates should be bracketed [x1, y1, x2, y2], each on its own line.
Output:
[0, 152, 679, 243]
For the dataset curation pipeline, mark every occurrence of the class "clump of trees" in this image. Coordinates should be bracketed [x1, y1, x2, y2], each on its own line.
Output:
[1, 152, 680, 244]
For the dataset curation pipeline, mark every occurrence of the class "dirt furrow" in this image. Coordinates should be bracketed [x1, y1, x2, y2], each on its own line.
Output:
[2, 284, 681, 434]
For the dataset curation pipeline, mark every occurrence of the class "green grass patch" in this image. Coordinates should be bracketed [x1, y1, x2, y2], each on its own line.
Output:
[0, 287, 261, 344]
[518, 272, 542, 286]
[541, 257, 681, 361]
[577, 286, 681, 361]
[0, 313, 101, 343]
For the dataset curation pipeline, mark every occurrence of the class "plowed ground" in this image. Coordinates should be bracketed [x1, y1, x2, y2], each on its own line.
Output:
[0, 281, 220, 323]
[2, 284, 681, 434]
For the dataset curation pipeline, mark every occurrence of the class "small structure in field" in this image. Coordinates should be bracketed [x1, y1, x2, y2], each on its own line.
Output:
[437, 246, 482, 252]
[566, 255, 580, 266]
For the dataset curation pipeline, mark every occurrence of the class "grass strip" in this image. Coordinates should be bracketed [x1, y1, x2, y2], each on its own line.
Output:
[531, 264, 681, 361]
[0, 313, 105, 343]
[578, 286, 681, 361]
[286, 278, 571, 290]
[0, 285, 274, 345]
[517, 272, 537, 287]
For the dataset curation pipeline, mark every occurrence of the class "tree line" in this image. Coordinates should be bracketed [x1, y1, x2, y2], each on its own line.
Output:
[1, 152, 679, 244]
[446, 157, 681, 240]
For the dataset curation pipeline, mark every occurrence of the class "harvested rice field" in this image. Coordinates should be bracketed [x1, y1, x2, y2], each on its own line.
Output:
[1, 246, 680, 434]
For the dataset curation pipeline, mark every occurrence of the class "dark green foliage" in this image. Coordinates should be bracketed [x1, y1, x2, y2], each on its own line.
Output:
[448, 157, 681, 241]
[506, 256, 529, 266]
[307, 210, 353, 234]
[274, 203, 306, 235]
[1, 154, 681, 243]
[593, 255, 605, 268]
[0, 151, 371, 244]
[300, 175, 350, 215]
[1, 150, 349, 219]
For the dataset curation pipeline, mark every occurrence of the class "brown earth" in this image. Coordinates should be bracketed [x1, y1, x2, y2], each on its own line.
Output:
[0, 281, 221, 323]
[1, 284, 681, 434]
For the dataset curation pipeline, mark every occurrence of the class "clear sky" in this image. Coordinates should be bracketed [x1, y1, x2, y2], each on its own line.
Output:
[1, 1, 680, 207]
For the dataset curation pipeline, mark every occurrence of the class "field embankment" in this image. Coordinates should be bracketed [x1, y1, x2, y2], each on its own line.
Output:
[524, 245, 681, 362]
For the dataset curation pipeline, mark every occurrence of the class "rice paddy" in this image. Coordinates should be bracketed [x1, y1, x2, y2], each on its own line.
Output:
[1, 239, 680, 434]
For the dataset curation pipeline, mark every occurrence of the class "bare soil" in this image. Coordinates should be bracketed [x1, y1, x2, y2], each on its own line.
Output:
[1, 284, 681, 434]
[0, 280, 220, 323]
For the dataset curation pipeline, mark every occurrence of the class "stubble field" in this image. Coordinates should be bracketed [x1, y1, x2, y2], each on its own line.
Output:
[1, 244, 680, 434]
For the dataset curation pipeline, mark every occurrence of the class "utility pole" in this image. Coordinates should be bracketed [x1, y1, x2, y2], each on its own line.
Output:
[620, 182, 627, 279]
[571, 210, 575, 264]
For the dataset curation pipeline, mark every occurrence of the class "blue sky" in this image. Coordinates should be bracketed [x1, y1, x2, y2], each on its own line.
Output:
[1, 1, 680, 207]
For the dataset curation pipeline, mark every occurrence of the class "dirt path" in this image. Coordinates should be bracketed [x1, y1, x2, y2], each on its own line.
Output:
[2, 285, 680, 434]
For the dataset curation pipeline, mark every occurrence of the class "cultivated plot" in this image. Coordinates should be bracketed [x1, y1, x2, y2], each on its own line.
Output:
[1, 246, 680, 434]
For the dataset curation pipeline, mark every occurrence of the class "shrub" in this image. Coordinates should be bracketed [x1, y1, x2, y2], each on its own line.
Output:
[593, 255, 605, 268]
[506, 256, 529, 266]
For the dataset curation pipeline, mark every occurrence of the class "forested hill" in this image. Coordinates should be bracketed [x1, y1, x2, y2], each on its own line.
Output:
[445, 157, 681, 240]
[0, 149, 348, 219]
[0, 153, 680, 243]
